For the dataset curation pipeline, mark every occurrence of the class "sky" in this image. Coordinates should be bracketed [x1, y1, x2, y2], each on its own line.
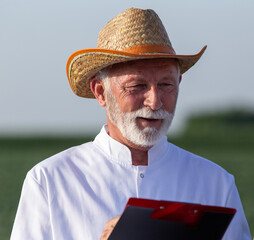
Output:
[1, 0, 254, 136]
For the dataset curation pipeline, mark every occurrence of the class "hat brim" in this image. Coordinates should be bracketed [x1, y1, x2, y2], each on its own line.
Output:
[66, 46, 207, 98]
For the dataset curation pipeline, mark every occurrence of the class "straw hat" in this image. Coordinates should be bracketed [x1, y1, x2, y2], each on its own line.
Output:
[66, 8, 207, 98]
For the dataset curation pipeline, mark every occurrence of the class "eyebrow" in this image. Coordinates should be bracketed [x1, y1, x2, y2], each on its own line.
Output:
[129, 76, 176, 82]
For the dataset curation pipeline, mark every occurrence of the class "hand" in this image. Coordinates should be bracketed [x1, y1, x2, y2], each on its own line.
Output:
[100, 215, 120, 240]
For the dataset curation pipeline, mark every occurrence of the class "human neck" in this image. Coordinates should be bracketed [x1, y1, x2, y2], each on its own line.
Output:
[128, 146, 149, 166]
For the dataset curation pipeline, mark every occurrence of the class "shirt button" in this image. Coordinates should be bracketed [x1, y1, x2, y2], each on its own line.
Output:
[140, 173, 144, 178]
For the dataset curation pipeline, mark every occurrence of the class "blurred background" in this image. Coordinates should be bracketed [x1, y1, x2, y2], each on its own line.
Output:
[0, 0, 253, 238]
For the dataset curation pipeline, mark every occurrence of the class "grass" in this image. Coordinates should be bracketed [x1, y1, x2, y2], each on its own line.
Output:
[0, 137, 92, 239]
[0, 110, 253, 239]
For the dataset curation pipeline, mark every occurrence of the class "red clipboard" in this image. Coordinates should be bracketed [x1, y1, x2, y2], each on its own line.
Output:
[109, 198, 236, 240]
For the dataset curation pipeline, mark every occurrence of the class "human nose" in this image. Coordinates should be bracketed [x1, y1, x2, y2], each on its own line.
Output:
[143, 86, 162, 110]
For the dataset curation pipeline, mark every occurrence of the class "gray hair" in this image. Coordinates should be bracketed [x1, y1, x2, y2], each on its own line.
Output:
[95, 67, 111, 92]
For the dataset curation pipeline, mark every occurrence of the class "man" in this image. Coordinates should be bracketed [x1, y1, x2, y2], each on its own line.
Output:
[11, 8, 251, 240]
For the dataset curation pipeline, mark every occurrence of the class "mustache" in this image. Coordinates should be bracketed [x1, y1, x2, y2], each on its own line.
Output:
[128, 108, 171, 119]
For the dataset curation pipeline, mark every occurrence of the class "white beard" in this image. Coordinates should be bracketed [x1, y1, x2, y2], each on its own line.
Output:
[105, 91, 174, 148]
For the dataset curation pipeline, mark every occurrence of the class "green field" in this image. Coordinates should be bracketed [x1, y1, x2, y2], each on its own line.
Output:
[0, 110, 253, 239]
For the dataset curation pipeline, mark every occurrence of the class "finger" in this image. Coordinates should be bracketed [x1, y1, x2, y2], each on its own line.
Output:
[100, 215, 121, 240]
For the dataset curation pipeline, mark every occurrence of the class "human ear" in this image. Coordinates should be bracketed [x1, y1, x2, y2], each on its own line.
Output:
[90, 78, 106, 107]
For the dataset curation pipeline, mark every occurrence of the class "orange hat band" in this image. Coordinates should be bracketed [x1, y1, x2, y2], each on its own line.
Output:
[123, 44, 176, 55]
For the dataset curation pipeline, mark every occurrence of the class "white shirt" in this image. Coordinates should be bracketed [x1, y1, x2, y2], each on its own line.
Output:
[11, 126, 251, 239]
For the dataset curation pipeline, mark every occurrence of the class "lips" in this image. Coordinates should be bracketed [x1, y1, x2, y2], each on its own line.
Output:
[137, 117, 163, 129]
[139, 117, 160, 122]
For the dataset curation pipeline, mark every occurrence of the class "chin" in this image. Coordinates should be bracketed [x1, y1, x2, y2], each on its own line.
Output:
[124, 124, 169, 148]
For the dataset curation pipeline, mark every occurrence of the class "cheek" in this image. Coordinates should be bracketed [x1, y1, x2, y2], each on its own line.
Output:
[118, 94, 144, 112]
[162, 91, 178, 111]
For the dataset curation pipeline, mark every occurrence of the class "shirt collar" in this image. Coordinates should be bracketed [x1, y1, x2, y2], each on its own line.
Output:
[94, 125, 168, 167]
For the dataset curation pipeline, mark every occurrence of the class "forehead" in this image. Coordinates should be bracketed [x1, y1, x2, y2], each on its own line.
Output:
[107, 58, 179, 78]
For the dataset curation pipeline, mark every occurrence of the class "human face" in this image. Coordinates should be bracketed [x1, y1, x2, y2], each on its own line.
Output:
[105, 59, 181, 149]
[105, 87, 174, 148]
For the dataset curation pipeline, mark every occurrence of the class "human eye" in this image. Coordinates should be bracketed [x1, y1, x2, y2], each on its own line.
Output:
[159, 82, 173, 88]
[159, 82, 171, 87]
[158, 79, 177, 92]
[125, 83, 147, 92]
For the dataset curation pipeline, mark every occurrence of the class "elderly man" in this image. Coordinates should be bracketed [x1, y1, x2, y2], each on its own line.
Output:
[11, 8, 251, 240]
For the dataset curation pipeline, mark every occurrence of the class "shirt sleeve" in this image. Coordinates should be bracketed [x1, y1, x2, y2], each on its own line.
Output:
[10, 171, 53, 240]
[222, 177, 251, 240]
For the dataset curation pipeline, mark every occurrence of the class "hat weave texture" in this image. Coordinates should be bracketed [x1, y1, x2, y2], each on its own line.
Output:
[97, 8, 172, 51]
[67, 8, 206, 98]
